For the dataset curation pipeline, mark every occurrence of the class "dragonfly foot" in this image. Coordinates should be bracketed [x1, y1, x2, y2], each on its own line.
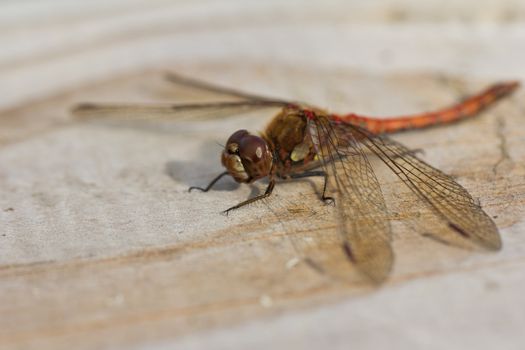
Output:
[188, 171, 229, 193]
[222, 204, 242, 216]
[322, 196, 335, 206]
[188, 186, 207, 192]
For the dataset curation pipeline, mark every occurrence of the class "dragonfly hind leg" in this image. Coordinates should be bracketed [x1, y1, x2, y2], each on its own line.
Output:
[290, 171, 335, 205]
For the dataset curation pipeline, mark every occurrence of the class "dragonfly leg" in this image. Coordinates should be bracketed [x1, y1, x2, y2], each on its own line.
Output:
[290, 171, 335, 205]
[223, 179, 275, 215]
[188, 171, 229, 192]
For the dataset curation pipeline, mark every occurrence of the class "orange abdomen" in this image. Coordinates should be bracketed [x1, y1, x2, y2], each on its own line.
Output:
[338, 81, 520, 134]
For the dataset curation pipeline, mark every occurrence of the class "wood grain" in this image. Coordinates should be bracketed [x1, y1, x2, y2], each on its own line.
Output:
[1, 2, 525, 350]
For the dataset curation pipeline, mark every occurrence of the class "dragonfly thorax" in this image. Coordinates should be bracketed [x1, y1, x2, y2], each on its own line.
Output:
[221, 129, 273, 183]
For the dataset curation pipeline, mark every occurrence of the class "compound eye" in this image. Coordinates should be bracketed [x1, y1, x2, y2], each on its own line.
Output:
[225, 129, 250, 154]
[227, 129, 249, 144]
[239, 135, 267, 163]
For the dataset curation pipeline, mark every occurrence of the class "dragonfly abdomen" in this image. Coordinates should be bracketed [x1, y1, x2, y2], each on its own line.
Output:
[338, 81, 520, 134]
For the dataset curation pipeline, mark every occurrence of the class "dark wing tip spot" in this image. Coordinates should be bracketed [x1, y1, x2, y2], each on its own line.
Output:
[449, 222, 470, 238]
[449, 222, 503, 251]
[342, 242, 356, 263]
[71, 103, 99, 118]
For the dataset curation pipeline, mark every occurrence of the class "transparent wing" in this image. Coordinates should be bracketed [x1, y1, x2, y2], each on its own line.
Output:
[338, 121, 502, 251]
[308, 115, 394, 284]
[164, 72, 286, 102]
[72, 100, 287, 121]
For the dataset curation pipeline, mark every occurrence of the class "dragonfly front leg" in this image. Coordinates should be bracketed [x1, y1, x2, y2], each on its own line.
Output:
[223, 179, 276, 215]
[188, 171, 229, 192]
[290, 171, 335, 205]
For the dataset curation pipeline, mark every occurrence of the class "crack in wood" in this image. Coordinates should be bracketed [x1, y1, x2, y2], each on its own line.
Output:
[492, 114, 512, 175]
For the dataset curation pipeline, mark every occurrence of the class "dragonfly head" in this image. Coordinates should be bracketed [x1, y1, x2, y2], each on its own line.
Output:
[221, 129, 273, 183]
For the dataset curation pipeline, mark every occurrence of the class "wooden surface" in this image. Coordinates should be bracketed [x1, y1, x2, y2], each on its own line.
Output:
[1, 1, 525, 350]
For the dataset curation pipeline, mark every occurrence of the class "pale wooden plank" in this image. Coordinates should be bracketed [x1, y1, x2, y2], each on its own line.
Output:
[1, 1, 524, 350]
[1, 65, 524, 350]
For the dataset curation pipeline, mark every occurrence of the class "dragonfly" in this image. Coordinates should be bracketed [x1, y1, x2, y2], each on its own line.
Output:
[73, 72, 520, 283]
